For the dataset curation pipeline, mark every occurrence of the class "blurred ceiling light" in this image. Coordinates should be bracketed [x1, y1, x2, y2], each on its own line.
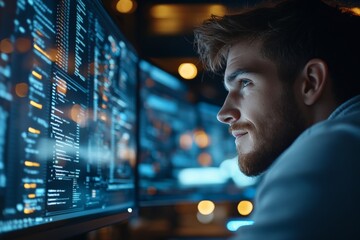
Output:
[237, 200, 254, 216]
[150, 4, 226, 19]
[178, 63, 197, 80]
[116, 0, 136, 14]
[208, 4, 227, 16]
[152, 19, 182, 35]
[340, 7, 360, 16]
[198, 200, 215, 215]
[149, 4, 226, 35]
[350, 7, 360, 16]
[150, 5, 179, 19]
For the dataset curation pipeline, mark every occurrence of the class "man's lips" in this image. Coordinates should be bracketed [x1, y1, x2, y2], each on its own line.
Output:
[232, 131, 248, 138]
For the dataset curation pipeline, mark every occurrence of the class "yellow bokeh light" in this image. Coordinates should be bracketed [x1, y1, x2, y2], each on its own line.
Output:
[178, 63, 198, 80]
[28, 194, 36, 199]
[48, 48, 58, 61]
[198, 200, 215, 215]
[24, 208, 35, 214]
[116, 0, 136, 14]
[150, 5, 178, 19]
[57, 78, 67, 95]
[70, 104, 87, 127]
[208, 4, 226, 16]
[70, 104, 81, 122]
[24, 161, 40, 167]
[15, 83, 28, 98]
[24, 183, 37, 189]
[151, 19, 183, 35]
[350, 7, 360, 16]
[0, 38, 14, 54]
[237, 200, 254, 216]
[194, 129, 210, 148]
[179, 133, 193, 150]
[28, 127, 41, 135]
[198, 152, 212, 166]
[341, 7, 360, 16]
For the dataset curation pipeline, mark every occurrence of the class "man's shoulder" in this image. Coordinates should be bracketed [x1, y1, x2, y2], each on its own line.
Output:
[302, 110, 360, 141]
[248, 110, 360, 240]
[268, 111, 360, 177]
[294, 109, 360, 152]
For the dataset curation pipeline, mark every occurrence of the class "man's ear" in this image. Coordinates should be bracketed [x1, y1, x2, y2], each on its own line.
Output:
[300, 59, 329, 106]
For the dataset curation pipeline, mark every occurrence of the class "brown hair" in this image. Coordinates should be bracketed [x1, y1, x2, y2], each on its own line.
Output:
[194, 0, 360, 102]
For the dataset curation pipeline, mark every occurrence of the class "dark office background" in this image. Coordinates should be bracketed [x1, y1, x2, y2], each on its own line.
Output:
[73, 1, 360, 239]
[2, 0, 359, 239]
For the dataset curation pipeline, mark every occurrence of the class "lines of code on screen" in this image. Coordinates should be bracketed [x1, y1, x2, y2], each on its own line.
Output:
[0, 0, 137, 234]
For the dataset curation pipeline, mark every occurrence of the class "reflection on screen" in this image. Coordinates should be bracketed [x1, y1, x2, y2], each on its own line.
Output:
[0, 0, 137, 236]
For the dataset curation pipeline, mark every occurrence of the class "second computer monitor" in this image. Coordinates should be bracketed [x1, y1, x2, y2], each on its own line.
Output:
[138, 60, 247, 206]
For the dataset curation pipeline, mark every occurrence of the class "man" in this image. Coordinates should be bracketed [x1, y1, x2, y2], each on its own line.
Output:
[194, 0, 360, 239]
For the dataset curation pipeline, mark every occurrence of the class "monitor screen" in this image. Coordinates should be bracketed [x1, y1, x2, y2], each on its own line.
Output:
[0, 0, 138, 239]
[138, 61, 255, 205]
[193, 102, 257, 196]
[138, 60, 199, 205]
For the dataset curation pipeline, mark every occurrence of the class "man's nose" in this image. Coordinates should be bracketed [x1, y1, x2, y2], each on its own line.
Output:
[217, 95, 240, 124]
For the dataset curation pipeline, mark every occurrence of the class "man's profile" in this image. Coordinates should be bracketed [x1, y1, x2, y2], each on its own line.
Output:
[194, 0, 360, 239]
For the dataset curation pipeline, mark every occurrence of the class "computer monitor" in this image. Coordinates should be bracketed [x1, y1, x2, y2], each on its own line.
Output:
[138, 61, 255, 206]
[0, 0, 138, 239]
[138, 60, 199, 205]
[194, 102, 258, 197]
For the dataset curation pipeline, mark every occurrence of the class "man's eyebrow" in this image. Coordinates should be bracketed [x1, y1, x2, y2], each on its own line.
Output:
[223, 69, 252, 90]
[225, 69, 251, 83]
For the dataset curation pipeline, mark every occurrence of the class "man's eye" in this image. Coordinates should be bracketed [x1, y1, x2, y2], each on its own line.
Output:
[240, 79, 251, 88]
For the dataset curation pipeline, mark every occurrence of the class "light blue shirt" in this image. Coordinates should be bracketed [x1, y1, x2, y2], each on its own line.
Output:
[232, 95, 360, 240]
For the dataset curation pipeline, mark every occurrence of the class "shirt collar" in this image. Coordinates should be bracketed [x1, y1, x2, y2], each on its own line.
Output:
[328, 95, 360, 120]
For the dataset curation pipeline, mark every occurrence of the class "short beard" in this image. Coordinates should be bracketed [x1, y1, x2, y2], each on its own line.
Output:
[236, 90, 307, 177]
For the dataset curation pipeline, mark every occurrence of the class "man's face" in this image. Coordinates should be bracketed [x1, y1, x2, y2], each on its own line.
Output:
[218, 41, 307, 176]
